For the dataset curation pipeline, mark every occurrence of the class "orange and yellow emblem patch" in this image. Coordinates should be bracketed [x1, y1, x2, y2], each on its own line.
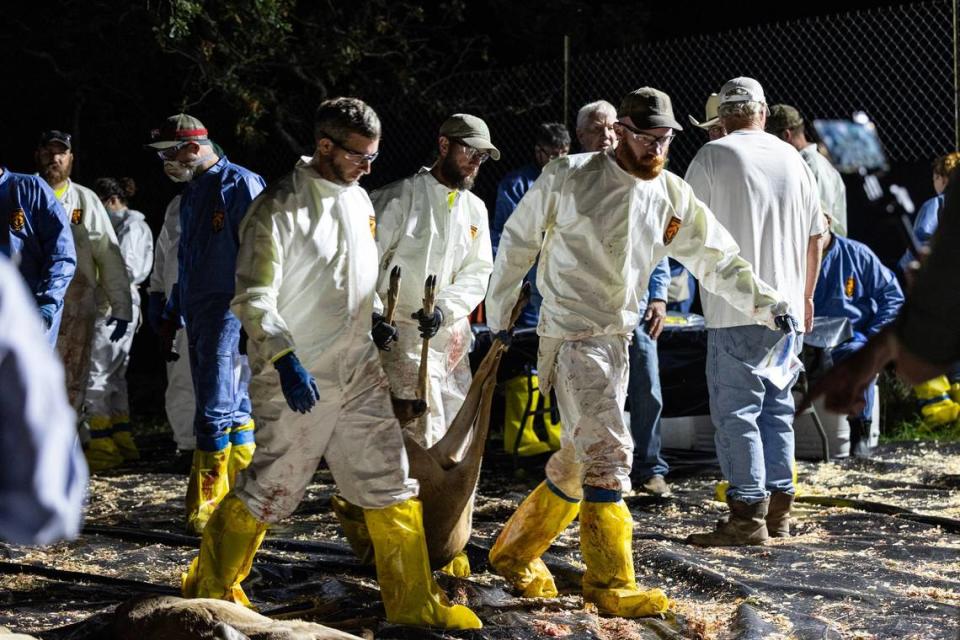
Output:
[212, 210, 225, 232]
[71, 208, 82, 225]
[369, 215, 377, 239]
[844, 275, 855, 297]
[663, 216, 682, 245]
[470, 224, 478, 240]
[9, 209, 25, 232]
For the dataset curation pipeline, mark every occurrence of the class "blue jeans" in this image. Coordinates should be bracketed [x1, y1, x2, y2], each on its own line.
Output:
[706, 325, 799, 504]
[186, 299, 252, 452]
[628, 325, 666, 478]
[829, 339, 873, 423]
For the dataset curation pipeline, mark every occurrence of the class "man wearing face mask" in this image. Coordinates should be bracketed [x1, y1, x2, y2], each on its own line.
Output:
[485, 87, 791, 617]
[0, 163, 76, 345]
[182, 97, 481, 631]
[36, 130, 133, 472]
[146, 114, 265, 534]
[85, 177, 154, 465]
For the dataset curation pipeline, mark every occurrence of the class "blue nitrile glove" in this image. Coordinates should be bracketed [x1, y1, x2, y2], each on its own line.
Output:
[411, 307, 443, 339]
[107, 317, 129, 342]
[371, 312, 398, 351]
[274, 352, 320, 414]
[774, 313, 799, 335]
[147, 292, 166, 334]
[38, 303, 56, 331]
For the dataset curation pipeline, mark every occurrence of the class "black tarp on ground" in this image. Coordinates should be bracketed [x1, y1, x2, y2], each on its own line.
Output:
[1, 429, 958, 639]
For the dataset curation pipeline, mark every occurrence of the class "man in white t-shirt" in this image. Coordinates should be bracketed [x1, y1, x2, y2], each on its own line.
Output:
[684, 77, 826, 546]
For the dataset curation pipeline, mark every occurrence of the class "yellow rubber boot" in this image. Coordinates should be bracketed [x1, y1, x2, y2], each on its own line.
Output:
[579, 500, 670, 617]
[438, 550, 471, 577]
[915, 376, 960, 426]
[185, 447, 232, 535]
[227, 420, 256, 488]
[84, 415, 124, 472]
[181, 494, 267, 607]
[111, 417, 140, 461]
[950, 382, 960, 405]
[365, 498, 482, 630]
[715, 462, 800, 502]
[331, 494, 374, 565]
[503, 376, 553, 457]
[489, 480, 580, 598]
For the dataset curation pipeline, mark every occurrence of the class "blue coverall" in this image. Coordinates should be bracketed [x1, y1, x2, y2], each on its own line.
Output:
[814, 234, 904, 421]
[0, 168, 76, 345]
[493, 163, 542, 327]
[167, 156, 265, 452]
[897, 194, 941, 274]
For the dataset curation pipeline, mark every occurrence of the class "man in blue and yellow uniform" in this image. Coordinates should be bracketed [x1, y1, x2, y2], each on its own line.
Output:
[813, 213, 904, 457]
[148, 114, 266, 534]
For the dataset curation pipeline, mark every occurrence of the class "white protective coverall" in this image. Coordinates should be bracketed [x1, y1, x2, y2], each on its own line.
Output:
[85, 208, 153, 427]
[370, 168, 493, 447]
[55, 180, 132, 414]
[148, 195, 196, 450]
[799, 143, 847, 236]
[231, 158, 418, 522]
[0, 255, 87, 545]
[486, 151, 784, 498]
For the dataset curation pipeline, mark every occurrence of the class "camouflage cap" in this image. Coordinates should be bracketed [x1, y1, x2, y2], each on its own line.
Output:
[766, 104, 804, 134]
[147, 113, 210, 150]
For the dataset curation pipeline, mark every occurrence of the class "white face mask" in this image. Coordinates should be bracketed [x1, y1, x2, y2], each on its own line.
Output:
[163, 149, 215, 183]
[163, 160, 193, 183]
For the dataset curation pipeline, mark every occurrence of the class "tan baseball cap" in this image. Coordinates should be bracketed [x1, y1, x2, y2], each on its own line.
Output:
[147, 114, 210, 150]
[688, 93, 720, 129]
[439, 114, 500, 160]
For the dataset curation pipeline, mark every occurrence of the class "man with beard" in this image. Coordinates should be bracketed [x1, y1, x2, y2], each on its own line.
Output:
[146, 114, 265, 534]
[367, 114, 496, 577]
[183, 97, 481, 631]
[36, 131, 132, 472]
[484, 87, 792, 617]
[0, 162, 75, 346]
[370, 115, 496, 448]
[684, 78, 825, 546]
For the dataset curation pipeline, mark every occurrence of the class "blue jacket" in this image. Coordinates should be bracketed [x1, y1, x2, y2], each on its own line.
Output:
[172, 156, 265, 318]
[898, 194, 941, 273]
[815, 234, 904, 342]
[0, 169, 76, 314]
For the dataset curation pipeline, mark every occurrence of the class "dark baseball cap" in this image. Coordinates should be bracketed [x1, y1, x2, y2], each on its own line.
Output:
[767, 104, 804, 134]
[39, 130, 72, 150]
[618, 88, 683, 131]
[439, 114, 500, 160]
[147, 113, 210, 150]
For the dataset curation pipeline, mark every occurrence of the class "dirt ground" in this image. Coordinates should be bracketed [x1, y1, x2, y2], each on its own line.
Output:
[1, 427, 958, 640]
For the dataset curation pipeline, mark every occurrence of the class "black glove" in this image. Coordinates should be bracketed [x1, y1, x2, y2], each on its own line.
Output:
[372, 312, 398, 351]
[494, 329, 513, 347]
[774, 313, 799, 335]
[411, 307, 443, 339]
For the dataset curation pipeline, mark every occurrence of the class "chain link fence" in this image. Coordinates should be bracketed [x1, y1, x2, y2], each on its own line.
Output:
[302, 0, 953, 207]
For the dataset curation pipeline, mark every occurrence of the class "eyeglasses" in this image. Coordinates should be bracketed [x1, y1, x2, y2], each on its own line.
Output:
[319, 131, 379, 165]
[613, 122, 675, 149]
[451, 139, 491, 163]
[156, 142, 189, 161]
[537, 145, 569, 161]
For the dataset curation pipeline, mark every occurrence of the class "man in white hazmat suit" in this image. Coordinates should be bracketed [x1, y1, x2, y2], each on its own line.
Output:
[85, 177, 154, 466]
[485, 87, 795, 618]
[370, 114, 496, 448]
[147, 194, 197, 462]
[684, 79, 825, 546]
[181, 97, 481, 631]
[369, 113, 495, 579]
[36, 131, 133, 472]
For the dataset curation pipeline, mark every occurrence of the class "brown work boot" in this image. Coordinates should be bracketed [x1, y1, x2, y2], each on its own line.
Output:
[639, 475, 671, 497]
[765, 492, 794, 538]
[687, 498, 769, 546]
